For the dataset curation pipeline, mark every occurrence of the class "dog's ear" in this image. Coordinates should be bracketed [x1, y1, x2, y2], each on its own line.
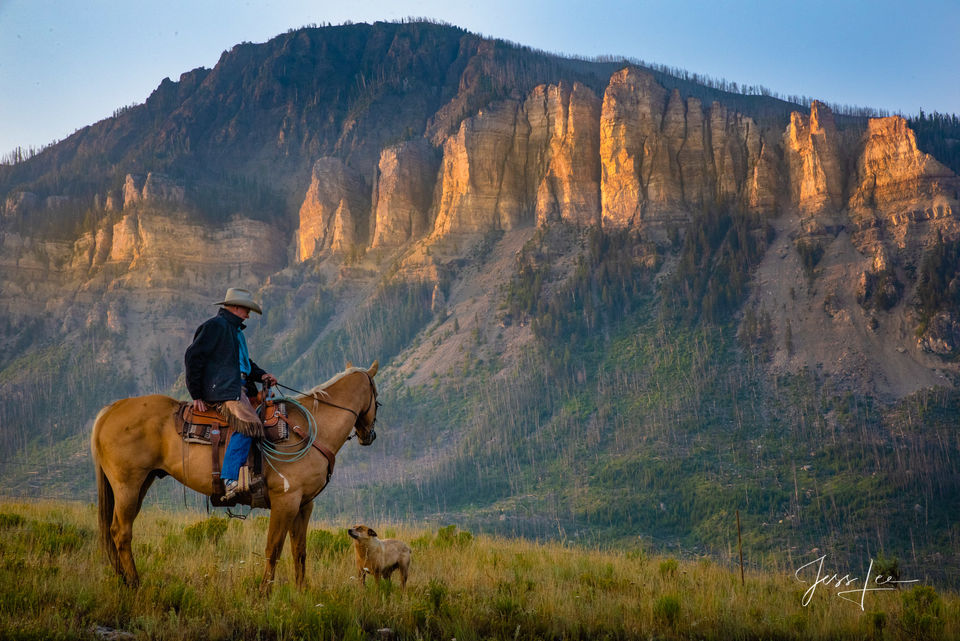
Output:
[368, 528, 378, 538]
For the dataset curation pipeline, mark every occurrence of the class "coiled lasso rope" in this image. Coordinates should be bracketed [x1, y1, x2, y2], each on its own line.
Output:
[257, 388, 318, 476]
[222, 390, 318, 518]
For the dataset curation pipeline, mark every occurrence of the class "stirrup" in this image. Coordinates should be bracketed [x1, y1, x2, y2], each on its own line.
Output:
[223, 480, 240, 500]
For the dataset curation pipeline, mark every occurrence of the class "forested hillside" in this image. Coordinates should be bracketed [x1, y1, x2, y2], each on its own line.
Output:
[911, 111, 960, 175]
[322, 223, 960, 587]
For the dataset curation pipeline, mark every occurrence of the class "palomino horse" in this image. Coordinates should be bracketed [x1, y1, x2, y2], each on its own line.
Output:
[91, 362, 379, 590]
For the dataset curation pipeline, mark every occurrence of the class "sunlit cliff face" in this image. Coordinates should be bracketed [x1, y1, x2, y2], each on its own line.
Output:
[302, 70, 956, 255]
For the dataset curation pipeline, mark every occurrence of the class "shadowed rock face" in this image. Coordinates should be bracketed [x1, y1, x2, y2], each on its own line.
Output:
[3, 191, 39, 217]
[298, 158, 369, 259]
[746, 135, 781, 213]
[708, 102, 753, 206]
[104, 211, 282, 273]
[371, 140, 439, 248]
[122, 173, 185, 210]
[676, 96, 711, 208]
[141, 173, 185, 205]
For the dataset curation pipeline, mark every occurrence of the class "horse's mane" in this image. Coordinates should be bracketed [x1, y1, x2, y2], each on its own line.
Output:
[304, 367, 368, 397]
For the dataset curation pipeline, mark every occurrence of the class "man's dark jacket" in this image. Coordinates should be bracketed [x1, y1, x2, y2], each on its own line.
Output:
[184, 308, 266, 402]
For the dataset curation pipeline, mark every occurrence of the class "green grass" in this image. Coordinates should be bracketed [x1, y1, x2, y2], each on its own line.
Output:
[0, 499, 957, 640]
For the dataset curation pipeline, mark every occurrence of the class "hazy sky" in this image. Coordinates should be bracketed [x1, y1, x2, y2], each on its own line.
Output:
[1, 0, 958, 154]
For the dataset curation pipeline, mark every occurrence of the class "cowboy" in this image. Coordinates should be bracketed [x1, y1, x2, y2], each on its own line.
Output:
[184, 287, 277, 499]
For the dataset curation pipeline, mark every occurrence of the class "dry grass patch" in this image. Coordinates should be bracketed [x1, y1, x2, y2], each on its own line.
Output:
[0, 499, 956, 640]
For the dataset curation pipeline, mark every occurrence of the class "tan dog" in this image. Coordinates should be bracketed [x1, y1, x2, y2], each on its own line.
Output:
[347, 525, 412, 588]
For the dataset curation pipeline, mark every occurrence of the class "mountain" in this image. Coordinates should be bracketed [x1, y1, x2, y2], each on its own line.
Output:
[1, 21, 958, 586]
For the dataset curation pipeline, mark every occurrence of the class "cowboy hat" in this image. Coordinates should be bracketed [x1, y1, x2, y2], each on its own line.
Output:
[214, 287, 263, 314]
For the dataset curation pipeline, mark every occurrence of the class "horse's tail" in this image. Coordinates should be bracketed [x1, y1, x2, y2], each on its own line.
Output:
[91, 404, 120, 572]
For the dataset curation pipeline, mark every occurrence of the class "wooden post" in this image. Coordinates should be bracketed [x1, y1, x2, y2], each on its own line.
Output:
[737, 509, 745, 586]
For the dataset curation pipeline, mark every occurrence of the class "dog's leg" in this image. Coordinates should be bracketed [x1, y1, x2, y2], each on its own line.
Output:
[356, 553, 367, 585]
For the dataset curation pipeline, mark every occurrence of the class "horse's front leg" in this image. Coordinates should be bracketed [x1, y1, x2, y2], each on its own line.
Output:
[261, 493, 300, 593]
[289, 501, 314, 589]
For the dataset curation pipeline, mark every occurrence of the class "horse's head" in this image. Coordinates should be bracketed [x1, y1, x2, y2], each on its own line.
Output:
[353, 361, 379, 446]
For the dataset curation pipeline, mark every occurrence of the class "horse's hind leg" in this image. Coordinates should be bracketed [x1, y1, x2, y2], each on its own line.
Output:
[137, 470, 162, 512]
[110, 484, 145, 588]
[289, 501, 314, 589]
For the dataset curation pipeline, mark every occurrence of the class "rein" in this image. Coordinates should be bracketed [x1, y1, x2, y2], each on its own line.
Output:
[276, 382, 360, 418]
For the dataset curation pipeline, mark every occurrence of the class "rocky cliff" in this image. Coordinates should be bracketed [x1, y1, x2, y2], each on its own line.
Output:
[599, 68, 671, 227]
[597, 69, 783, 230]
[293, 68, 954, 258]
[425, 81, 604, 237]
[430, 99, 532, 236]
[784, 100, 845, 219]
[298, 158, 370, 259]
[370, 141, 439, 248]
[359, 67, 790, 243]
[0, 198, 286, 404]
[849, 115, 957, 242]
[527, 82, 602, 227]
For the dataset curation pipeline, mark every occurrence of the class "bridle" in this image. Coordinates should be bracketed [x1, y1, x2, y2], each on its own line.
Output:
[276, 372, 378, 445]
[345, 372, 378, 445]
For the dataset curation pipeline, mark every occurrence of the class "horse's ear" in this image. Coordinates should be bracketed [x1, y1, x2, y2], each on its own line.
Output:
[346, 360, 353, 369]
[368, 360, 379, 377]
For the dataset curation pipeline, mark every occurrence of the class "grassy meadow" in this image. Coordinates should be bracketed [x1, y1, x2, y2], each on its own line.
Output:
[0, 500, 957, 640]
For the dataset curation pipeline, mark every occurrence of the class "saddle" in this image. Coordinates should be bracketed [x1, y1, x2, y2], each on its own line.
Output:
[176, 397, 289, 443]
[173, 395, 292, 508]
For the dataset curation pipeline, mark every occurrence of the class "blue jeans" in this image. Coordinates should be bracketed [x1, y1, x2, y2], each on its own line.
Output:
[222, 432, 252, 482]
